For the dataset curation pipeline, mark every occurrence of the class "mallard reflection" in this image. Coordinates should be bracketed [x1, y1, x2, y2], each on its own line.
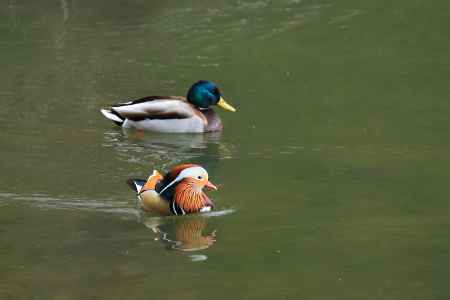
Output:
[102, 130, 233, 170]
[143, 215, 216, 252]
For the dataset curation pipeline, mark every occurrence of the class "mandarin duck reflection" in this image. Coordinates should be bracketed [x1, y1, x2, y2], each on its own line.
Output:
[144, 216, 217, 252]
[101, 80, 236, 133]
[128, 164, 217, 215]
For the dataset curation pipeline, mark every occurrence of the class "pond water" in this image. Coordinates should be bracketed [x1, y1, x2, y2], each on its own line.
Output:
[1, 0, 450, 299]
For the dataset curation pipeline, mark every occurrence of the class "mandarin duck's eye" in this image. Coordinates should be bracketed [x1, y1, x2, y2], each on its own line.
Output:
[197, 176, 202, 180]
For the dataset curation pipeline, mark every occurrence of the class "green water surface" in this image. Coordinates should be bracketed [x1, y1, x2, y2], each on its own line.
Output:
[1, 0, 450, 299]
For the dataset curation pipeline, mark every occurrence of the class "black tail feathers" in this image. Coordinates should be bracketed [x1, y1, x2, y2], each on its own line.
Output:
[127, 178, 146, 193]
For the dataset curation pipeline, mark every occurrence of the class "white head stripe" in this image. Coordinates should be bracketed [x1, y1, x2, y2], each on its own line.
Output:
[176, 167, 208, 180]
[158, 166, 209, 195]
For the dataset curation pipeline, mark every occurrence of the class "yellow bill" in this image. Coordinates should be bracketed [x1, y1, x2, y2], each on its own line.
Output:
[217, 97, 236, 112]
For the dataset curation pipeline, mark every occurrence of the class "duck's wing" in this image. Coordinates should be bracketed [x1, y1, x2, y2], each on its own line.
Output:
[128, 170, 164, 194]
[108, 96, 196, 121]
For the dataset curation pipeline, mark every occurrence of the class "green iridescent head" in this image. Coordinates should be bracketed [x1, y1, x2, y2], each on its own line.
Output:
[187, 80, 236, 112]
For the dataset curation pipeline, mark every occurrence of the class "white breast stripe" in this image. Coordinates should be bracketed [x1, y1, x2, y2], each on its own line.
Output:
[172, 201, 178, 215]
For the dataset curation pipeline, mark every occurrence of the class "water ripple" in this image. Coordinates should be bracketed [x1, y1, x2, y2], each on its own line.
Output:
[102, 130, 236, 169]
[0, 192, 137, 218]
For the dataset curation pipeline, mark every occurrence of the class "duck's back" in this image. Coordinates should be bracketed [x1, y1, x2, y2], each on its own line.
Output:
[113, 97, 207, 133]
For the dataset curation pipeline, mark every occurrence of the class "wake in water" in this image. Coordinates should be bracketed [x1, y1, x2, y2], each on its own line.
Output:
[0, 192, 234, 261]
[0, 192, 137, 218]
[0, 191, 234, 219]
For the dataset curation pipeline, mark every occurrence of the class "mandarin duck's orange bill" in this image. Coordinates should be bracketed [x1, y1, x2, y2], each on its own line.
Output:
[128, 164, 217, 215]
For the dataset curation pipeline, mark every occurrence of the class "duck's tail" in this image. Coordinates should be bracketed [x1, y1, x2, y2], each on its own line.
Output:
[100, 109, 124, 126]
[127, 179, 146, 194]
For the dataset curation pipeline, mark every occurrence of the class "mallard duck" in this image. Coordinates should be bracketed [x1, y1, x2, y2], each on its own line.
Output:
[100, 80, 236, 133]
[128, 163, 217, 215]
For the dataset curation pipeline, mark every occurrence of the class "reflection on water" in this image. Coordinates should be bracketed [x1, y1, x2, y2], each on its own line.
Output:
[144, 216, 216, 253]
[102, 129, 235, 171]
[140, 210, 232, 261]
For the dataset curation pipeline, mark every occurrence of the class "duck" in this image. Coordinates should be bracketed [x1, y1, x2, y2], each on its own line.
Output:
[100, 80, 236, 133]
[128, 163, 217, 215]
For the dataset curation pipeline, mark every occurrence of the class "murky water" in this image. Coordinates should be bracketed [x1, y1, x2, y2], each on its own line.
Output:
[1, 0, 450, 299]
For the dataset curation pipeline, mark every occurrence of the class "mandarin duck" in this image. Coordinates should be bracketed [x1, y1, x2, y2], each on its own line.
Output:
[128, 164, 217, 215]
[100, 80, 236, 133]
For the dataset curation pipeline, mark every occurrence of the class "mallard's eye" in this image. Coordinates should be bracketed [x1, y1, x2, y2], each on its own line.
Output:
[197, 176, 202, 180]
